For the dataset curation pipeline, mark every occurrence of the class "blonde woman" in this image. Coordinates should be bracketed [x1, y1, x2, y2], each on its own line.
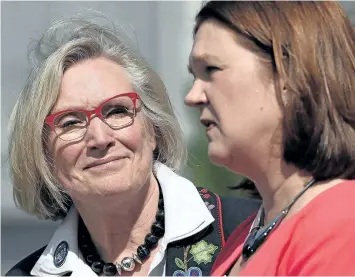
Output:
[6, 15, 259, 276]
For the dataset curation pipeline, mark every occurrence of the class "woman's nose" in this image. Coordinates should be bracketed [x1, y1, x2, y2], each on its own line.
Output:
[85, 117, 115, 152]
[184, 81, 208, 107]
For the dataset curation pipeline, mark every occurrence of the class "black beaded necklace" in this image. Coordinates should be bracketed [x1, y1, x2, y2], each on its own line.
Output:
[78, 187, 165, 276]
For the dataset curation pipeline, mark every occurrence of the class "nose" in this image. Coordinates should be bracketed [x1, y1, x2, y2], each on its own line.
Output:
[184, 81, 208, 107]
[85, 117, 115, 153]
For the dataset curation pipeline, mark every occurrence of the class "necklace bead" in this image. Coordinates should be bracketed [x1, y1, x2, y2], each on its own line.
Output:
[86, 254, 96, 265]
[155, 209, 165, 222]
[91, 260, 104, 274]
[158, 198, 164, 209]
[137, 244, 151, 261]
[103, 263, 118, 276]
[121, 257, 135, 271]
[151, 222, 165, 238]
[145, 233, 159, 248]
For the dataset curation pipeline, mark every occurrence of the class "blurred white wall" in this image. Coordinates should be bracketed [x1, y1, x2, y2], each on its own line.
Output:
[1, 1, 201, 273]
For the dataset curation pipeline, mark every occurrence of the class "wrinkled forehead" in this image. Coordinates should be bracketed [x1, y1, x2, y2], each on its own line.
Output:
[53, 58, 134, 112]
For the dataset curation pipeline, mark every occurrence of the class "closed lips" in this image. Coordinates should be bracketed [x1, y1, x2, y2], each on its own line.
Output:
[83, 157, 123, 170]
[200, 118, 216, 127]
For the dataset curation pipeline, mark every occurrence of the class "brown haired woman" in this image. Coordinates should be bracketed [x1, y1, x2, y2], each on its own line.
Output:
[185, 1, 355, 275]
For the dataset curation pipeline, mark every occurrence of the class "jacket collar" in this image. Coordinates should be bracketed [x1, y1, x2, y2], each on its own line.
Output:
[31, 163, 214, 276]
[154, 163, 214, 244]
[30, 207, 93, 276]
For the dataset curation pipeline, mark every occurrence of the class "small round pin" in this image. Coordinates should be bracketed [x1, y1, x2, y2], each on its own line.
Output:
[53, 241, 69, 267]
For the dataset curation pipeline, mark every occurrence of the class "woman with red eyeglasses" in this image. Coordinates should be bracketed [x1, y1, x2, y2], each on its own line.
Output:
[185, 1, 355, 276]
[6, 13, 260, 277]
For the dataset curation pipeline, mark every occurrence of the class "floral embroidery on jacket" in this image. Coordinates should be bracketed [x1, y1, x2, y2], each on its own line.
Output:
[172, 266, 202, 276]
[189, 240, 218, 265]
[172, 240, 218, 276]
[170, 188, 220, 276]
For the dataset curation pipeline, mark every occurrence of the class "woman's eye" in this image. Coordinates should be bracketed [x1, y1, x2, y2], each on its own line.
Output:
[107, 106, 128, 116]
[205, 65, 220, 74]
[61, 119, 83, 128]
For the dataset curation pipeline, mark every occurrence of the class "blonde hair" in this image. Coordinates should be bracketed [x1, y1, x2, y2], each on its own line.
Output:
[8, 15, 187, 220]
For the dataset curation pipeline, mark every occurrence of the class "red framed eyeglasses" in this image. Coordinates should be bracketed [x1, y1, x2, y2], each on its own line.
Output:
[45, 92, 141, 141]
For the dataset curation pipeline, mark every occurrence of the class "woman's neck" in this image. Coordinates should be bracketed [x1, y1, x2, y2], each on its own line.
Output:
[252, 160, 343, 225]
[250, 160, 312, 225]
[73, 173, 160, 263]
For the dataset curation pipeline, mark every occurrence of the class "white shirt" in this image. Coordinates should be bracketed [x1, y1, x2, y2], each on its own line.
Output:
[31, 163, 215, 276]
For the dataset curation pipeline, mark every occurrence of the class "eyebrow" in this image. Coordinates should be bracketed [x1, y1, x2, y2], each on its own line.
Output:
[187, 53, 222, 75]
[51, 98, 95, 114]
[52, 102, 87, 112]
[191, 53, 222, 64]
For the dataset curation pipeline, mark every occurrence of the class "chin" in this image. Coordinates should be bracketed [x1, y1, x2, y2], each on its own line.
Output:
[101, 177, 131, 189]
[208, 144, 231, 168]
[81, 175, 129, 195]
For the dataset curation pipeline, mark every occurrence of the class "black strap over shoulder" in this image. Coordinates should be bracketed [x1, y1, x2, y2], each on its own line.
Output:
[165, 187, 260, 276]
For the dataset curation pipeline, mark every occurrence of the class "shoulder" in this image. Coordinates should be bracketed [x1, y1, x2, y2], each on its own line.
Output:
[286, 215, 355, 275]
[5, 246, 46, 276]
[290, 181, 355, 247]
[284, 182, 355, 275]
[295, 180, 355, 231]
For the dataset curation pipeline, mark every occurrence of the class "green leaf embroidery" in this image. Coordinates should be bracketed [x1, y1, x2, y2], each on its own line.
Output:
[175, 257, 185, 270]
[189, 240, 218, 265]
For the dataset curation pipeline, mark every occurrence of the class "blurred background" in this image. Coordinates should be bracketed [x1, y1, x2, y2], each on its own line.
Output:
[1, 1, 355, 274]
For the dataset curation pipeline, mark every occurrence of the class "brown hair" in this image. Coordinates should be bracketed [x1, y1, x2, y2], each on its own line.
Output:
[194, 1, 355, 180]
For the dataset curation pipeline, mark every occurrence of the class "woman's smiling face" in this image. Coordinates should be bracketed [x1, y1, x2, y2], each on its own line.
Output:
[47, 57, 156, 200]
